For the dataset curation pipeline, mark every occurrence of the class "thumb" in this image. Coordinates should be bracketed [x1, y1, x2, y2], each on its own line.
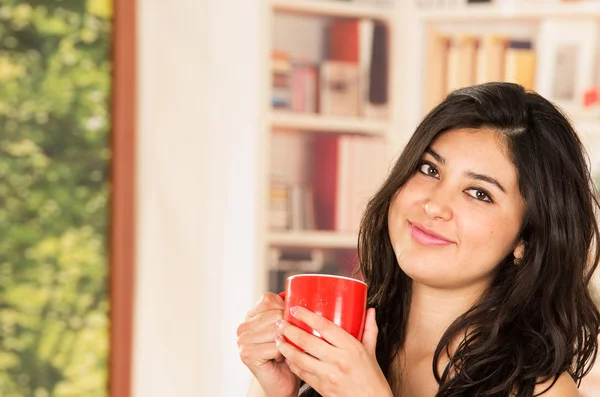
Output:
[361, 307, 378, 356]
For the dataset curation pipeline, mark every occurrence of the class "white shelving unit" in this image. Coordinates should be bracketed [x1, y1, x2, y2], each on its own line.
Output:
[255, 0, 401, 293]
[418, 1, 600, 21]
[270, 111, 390, 135]
[271, 0, 393, 19]
[256, 0, 600, 294]
[410, 1, 600, 170]
[252, 0, 600, 387]
[269, 230, 358, 249]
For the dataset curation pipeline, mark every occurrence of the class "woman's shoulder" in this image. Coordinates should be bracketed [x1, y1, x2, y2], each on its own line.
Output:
[532, 372, 578, 397]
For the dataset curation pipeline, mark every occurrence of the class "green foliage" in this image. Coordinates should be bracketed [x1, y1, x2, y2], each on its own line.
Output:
[0, 1, 110, 396]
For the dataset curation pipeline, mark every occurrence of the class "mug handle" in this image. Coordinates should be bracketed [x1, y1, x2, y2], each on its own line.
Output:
[278, 291, 286, 300]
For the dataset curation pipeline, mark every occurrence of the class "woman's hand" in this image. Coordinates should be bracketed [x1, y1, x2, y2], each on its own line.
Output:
[274, 306, 392, 397]
[237, 293, 301, 397]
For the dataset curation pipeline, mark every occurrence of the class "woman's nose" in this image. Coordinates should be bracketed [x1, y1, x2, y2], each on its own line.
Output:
[423, 190, 453, 221]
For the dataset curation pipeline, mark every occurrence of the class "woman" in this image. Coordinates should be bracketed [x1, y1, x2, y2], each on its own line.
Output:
[237, 82, 600, 396]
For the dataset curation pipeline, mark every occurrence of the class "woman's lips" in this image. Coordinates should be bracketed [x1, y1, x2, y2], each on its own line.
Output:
[409, 222, 454, 247]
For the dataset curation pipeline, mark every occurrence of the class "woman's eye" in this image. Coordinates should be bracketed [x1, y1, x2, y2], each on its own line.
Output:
[466, 188, 493, 203]
[418, 162, 439, 178]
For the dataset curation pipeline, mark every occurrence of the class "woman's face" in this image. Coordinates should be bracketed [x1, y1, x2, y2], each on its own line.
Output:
[387, 128, 526, 291]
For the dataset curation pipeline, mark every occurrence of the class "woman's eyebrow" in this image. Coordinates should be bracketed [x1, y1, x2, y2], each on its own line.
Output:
[464, 171, 506, 193]
[426, 148, 507, 193]
[426, 148, 445, 165]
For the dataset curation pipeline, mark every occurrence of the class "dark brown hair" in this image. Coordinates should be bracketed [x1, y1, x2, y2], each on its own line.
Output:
[303, 82, 600, 396]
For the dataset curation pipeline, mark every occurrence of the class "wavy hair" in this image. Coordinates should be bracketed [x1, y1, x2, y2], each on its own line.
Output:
[302, 82, 600, 396]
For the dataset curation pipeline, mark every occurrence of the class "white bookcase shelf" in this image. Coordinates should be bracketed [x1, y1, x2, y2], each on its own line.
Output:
[268, 230, 358, 249]
[270, 111, 389, 135]
[271, 0, 393, 20]
[418, 2, 600, 21]
[258, 0, 398, 293]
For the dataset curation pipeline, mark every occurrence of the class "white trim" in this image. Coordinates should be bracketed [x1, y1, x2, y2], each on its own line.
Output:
[417, 2, 600, 21]
[287, 273, 367, 286]
[271, 0, 393, 20]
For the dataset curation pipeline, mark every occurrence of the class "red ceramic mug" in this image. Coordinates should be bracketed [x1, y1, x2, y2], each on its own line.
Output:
[278, 274, 368, 349]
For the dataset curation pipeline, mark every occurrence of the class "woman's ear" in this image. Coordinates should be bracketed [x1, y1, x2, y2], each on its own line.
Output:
[513, 240, 525, 264]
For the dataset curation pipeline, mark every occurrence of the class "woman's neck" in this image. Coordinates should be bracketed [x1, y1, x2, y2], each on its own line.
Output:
[403, 282, 486, 356]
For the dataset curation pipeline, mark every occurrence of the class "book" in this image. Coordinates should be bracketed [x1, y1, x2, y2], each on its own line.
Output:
[270, 132, 312, 190]
[291, 62, 318, 113]
[311, 135, 388, 232]
[272, 50, 292, 109]
[272, 86, 291, 109]
[288, 184, 316, 231]
[272, 49, 292, 73]
[447, 34, 478, 93]
[504, 40, 536, 90]
[476, 35, 507, 84]
[303, 186, 316, 230]
[270, 181, 290, 230]
[346, 136, 388, 232]
[273, 73, 290, 88]
[319, 61, 361, 117]
[290, 184, 304, 230]
[311, 134, 352, 231]
[328, 19, 361, 63]
[360, 19, 375, 116]
[425, 27, 451, 111]
[328, 18, 385, 117]
[369, 22, 389, 106]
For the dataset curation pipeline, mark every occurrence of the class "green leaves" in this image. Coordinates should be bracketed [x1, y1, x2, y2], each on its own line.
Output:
[0, 1, 110, 396]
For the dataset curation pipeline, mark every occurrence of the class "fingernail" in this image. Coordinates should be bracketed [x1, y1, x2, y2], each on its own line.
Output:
[275, 319, 283, 329]
[290, 306, 298, 316]
[275, 335, 282, 345]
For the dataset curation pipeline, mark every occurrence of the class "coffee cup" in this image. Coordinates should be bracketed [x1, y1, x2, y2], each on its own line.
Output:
[278, 274, 367, 348]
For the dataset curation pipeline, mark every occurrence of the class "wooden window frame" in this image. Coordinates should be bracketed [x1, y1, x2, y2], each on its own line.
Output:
[110, 0, 136, 396]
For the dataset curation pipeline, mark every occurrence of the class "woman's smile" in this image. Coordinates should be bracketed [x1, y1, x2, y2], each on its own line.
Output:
[409, 221, 455, 247]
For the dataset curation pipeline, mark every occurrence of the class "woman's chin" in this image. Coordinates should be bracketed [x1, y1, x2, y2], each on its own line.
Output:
[401, 262, 491, 292]
[399, 259, 450, 284]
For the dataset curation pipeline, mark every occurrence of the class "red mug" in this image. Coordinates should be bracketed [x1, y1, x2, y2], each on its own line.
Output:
[278, 274, 368, 349]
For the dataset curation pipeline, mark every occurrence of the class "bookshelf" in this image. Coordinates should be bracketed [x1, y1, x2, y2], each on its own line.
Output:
[408, 1, 600, 160]
[256, 0, 600, 295]
[257, 0, 399, 293]
[251, 0, 600, 387]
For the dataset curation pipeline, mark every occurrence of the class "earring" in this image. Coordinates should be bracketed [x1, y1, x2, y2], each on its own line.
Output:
[513, 257, 522, 265]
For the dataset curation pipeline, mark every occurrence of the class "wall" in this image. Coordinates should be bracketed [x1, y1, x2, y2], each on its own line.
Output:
[133, 0, 261, 395]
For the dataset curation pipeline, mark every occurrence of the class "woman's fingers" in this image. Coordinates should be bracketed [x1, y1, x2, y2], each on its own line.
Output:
[245, 292, 284, 320]
[239, 341, 283, 367]
[361, 308, 379, 357]
[288, 306, 355, 349]
[237, 308, 283, 337]
[276, 319, 334, 360]
[285, 358, 321, 388]
[275, 334, 327, 381]
[238, 320, 280, 345]
[237, 298, 286, 367]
